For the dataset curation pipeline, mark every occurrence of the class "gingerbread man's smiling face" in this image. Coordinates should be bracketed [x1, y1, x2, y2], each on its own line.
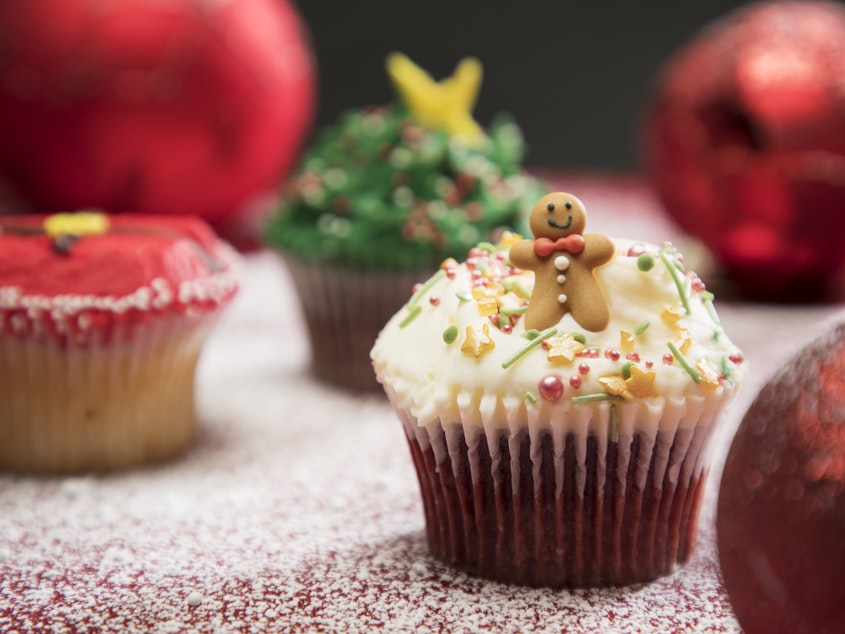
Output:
[529, 192, 587, 239]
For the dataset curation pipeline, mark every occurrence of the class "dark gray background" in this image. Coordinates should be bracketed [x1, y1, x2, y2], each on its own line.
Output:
[293, 1, 784, 171]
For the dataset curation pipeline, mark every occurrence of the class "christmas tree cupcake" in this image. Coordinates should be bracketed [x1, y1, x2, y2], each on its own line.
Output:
[0, 212, 239, 473]
[264, 53, 545, 391]
[372, 192, 746, 587]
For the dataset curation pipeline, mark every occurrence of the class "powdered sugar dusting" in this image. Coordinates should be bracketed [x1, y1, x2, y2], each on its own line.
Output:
[0, 190, 838, 631]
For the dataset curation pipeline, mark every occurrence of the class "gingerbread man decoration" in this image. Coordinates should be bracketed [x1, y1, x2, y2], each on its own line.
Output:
[510, 192, 615, 332]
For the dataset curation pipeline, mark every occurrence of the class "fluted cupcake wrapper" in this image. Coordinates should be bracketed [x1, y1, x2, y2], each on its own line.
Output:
[394, 399, 721, 588]
[0, 316, 214, 473]
[283, 257, 431, 392]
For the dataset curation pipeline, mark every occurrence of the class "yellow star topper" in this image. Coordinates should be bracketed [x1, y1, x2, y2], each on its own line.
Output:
[386, 52, 484, 144]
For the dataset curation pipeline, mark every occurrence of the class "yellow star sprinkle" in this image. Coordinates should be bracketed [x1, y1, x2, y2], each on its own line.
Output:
[545, 334, 585, 364]
[497, 231, 523, 249]
[476, 296, 498, 317]
[386, 52, 484, 143]
[598, 375, 633, 400]
[461, 323, 495, 357]
[677, 330, 692, 355]
[661, 306, 685, 325]
[696, 360, 722, 389]
[620, 330, 635, 351]
[625, 366, 658, 398]
[43, 212, 109, 237]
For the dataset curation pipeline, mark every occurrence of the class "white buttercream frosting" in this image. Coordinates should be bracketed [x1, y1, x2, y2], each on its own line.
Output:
[371, 237, 745, 440]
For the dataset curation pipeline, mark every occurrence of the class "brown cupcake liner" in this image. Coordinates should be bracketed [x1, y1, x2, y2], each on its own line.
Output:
[397, 408, 715, 588]
[0, 316, 214, 473]
[283, 256, 430, 391]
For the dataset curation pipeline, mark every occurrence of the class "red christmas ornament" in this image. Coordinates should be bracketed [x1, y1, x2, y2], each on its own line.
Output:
[717, 321, 845, 634]
[0, 0, 315, 239]
[644, 1, 845, 302]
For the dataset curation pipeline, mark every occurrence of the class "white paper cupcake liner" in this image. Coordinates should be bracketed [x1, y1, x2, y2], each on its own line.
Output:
[390, 388, 733, 587]
[0, 315, 214, 473]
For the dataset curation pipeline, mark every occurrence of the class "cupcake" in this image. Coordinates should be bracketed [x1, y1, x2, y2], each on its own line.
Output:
[264, 53, 545, 391]
[0, 212, 239, 473]
[371, 192, 746, 587]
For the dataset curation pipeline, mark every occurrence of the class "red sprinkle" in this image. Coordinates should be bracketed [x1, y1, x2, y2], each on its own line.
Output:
[569, 375, 582, 389]
[412, 283, 423, 293]
[663, 353, 674, 365]
[627, 243, 647, 257]
[625, 352, 641, 362]
[501, 324, 513, 334]
[645, 360, 654, 369]
[604, 349, 621, 361]
[445, 268, 457, 279]
[429, 296, 440, 306]
[729, 353, 744, 364]
[538, 375, 564, 402]
[578, 362, 590, 375]
[576, 349, 599, 359]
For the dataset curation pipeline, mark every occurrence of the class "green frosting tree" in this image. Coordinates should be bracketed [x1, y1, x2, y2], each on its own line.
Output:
[265, 54, 546, 271]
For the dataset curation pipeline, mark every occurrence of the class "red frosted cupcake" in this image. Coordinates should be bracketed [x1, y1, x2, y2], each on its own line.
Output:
[0, 212, 239, 473]
[372, 193, 746, 587]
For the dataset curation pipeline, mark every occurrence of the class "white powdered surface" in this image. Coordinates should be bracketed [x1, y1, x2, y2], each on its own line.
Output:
[1, 177, 840, 633]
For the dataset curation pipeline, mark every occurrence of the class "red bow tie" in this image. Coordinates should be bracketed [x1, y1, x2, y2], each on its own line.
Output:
[534, 235, 585, 257]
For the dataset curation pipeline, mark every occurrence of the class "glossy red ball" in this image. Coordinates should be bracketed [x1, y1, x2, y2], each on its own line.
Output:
[644, 1, 845, 302]
[717, 321, 845, 634]
[538, 375, 564, 402]
[0, 0, 315, 234]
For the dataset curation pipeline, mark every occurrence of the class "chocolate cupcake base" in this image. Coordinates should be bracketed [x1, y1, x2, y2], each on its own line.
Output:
[284, 257, 429, 392]
[398, 409, 713, 588]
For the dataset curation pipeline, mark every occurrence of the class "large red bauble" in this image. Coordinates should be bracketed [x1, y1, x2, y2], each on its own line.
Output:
[644, 1, 845, 302]
[0, 0, 315, 230]
[717, 320, 845, 634]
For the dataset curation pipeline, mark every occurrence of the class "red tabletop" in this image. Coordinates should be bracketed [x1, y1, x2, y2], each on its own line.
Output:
[1, 174, 840, 632]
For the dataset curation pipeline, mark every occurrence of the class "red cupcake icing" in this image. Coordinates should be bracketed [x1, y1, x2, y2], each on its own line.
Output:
[0, 213, 239, 344]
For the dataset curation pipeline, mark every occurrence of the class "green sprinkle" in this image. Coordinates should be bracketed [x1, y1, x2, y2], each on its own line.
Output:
[513, 281, 531, 299]
[497, 313, 510, 328]
[703, 297, 721, 324]
[659, 251, 691, 315]
[570, 332, 587, 344]
[407, 270, 445, 308]
[477, 241, 497, 253]
[522, 329, 541, 340]
[499, 306, 527, 315]
[442, 324, 459, 344]
[456, 290, 473, 303]
[609, 404, 620, 443]
[525, 391, 538, 404]
[712, 330, 720, 341]
[637, 253, 655, 271]
[399, 305, 422, 328]
[721, 355, 733, 378]
[572, 393, 625, 404]
[667, 341, 702, 383]
[701, 290, 715, 301]
[502, 327, 557, 369]
[621, 361, 635, 379]
[634, 320, 650, 335]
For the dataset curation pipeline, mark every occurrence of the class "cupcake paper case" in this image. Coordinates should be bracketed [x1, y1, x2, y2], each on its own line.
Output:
[0, 212, 239, 473]
[372, 192, 746, 588]
[264, 53, 545, 391]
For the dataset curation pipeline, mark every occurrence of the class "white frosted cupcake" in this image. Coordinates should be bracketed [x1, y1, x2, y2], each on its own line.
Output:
[371, 192, 746, 587]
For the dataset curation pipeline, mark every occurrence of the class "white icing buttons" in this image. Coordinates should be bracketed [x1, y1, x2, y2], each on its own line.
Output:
[557, 293, 568, 304]
[557, 274, 566, 284]
[554, 255, 570, 271]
